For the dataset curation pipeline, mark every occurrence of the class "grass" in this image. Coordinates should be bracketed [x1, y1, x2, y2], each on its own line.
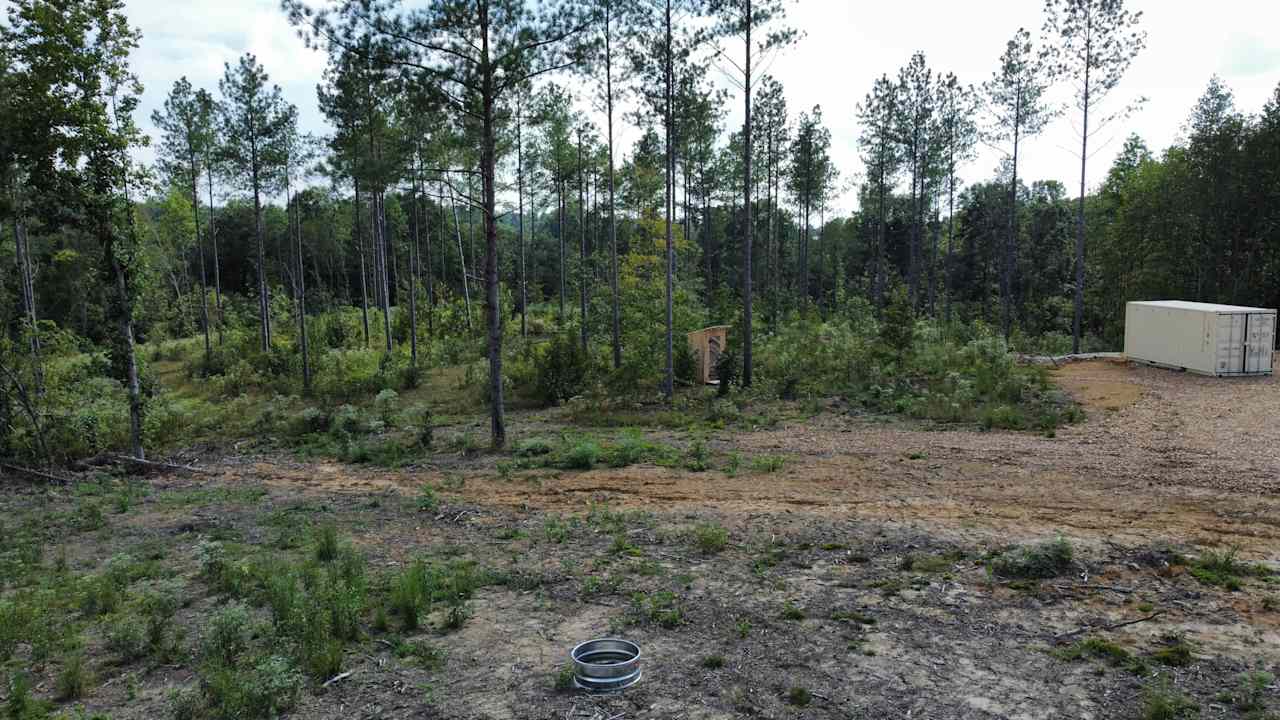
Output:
[1140, 681, 1199, 720]
[748, 454, 786, 473]
[692, 522, 729, 554]
[988, 537, 1074, 579]
[1051, 637, 1147, 675]
[787, 686, 812, 707]
[1188, 547, 1271, 591]
[1150, 636, 1194, 667]
[900, 550, 963, 573]
[629, 591, 683, 628]
[780, 601, 805, 621]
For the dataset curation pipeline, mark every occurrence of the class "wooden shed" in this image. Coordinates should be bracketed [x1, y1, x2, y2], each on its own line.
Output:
[687, 325, 730, 385]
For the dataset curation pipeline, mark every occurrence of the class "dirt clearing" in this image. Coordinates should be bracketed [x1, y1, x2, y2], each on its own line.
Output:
[4, 360, 1278, 719]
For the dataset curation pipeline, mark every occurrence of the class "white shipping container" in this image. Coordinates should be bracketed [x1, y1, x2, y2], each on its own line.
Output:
[1124, 301, 1276, 376]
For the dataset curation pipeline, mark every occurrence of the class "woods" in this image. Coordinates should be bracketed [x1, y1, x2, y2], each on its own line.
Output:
[2, 0, 1278, 462]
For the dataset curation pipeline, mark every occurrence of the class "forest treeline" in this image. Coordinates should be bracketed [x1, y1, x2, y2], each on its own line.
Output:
[2, 0, 1279, 460]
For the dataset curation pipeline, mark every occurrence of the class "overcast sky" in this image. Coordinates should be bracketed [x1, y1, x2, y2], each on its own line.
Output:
[119, 0, 1280, 213]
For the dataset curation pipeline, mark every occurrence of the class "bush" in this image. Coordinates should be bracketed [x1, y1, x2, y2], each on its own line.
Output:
[989, 537, 1074, 579]
[530, 332, 592, 406]
[693, 523, 728, 554]
[55, 653, 90, 700]
[202, 604, 251, 668]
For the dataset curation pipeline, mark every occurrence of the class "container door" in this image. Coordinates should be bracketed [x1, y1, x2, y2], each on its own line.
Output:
[1216, 314, 1246, 374]
[1246, 313, 1275, 374]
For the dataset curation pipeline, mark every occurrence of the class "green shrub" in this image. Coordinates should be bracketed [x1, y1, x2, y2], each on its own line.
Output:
[202, 603, 251, 668]
[530, 332, 592, 406]
[313, 524, 340, 563]
[693, 523, 728, 554]
[55, 653, 90, 700]
[560, 440, 601, 470]
[989, 537, 1074, 579]
[106, 614, 148, 662]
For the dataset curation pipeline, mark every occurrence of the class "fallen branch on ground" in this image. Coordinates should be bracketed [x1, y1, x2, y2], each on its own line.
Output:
[0, 462, 68, 484]
[109, 454, 214, 475]
[1053, 611, 1166, 644]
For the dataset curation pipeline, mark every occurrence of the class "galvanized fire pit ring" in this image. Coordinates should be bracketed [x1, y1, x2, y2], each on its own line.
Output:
[570, 638, 642, 692]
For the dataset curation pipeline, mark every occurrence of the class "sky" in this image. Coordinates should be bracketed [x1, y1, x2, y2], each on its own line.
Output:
[114, 0, 1280, 214]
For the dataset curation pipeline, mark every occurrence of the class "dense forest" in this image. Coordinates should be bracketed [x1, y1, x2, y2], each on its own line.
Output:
[2, 0, 1279, 462]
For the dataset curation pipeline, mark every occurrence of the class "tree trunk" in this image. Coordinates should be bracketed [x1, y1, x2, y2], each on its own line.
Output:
[252, 161, 271, 351]
[517, 100, 528, 338]
[741, 0, 754, 387]
[408, 157, 420, 367]
[479, 4, 505, 449]
[448, 180, 474, 330]
[605, 0, 622, 369]
[663, 0, 674, 400]
[578, 129, 588, 353]
[1073, 42, 1092, 354]
[205, 156, 223, 344]
[354, 177, 371, 347]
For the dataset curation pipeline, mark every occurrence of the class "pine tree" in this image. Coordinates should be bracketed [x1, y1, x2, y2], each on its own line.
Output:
[983, 28, 1057, 339]
[1043, 0, 1146, 353]
[217, 54, 291, 352]
[152, 77, 216, 364]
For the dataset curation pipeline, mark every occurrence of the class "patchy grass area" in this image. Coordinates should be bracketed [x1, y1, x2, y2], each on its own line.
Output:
[0, 462, 1276, 719]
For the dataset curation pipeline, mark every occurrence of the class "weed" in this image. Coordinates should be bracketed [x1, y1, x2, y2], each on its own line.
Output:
[735, 618, 751, 638]
[202, 603, 251, 668]
[554, 663, 576, 691]
[391, 564, 426, 631]
[787, 686, 812, 707]
[1052, 637, 1147, 675]
[397, 640, 447, 671]
[630, 591, 683, 628]
[56, 653, 90, 700]
[693, 523, 729, 554]
[418, 484, 441, 513]
[313, 524, 340, 562]
[780, 601, 805, 621]
[514, 437, 554, 457]
[1230, 671, 1275, 713]
[1139, 681, 1199, 720]
[900, 550, 962, 573]
[580, 574, 621, 598]
[0, 600, 30, 662]
[106, 614, 149, 662]
[543, 515, 572, 544]
[683, 439, 710, 472]
[1189, 547, 1269, 590]
[560, 440, 601, 470]
[608, 534, 641, 557]
[168, 685, 203, 720]
[701, 654, 725, 669]
[988, 537, 1074, 579]
[1150, 636, 1194, 667]
[749, 455, 785, 473]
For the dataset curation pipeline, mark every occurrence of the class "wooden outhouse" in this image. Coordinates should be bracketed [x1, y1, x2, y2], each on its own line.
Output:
[687, 325, 730, 385]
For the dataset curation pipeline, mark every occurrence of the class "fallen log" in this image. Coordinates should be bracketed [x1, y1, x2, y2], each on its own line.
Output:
[109, 454, 214, 476]
[0, 462, 69, 484]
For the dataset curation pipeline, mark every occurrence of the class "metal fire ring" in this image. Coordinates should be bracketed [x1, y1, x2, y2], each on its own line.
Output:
[571, 638, 642, 692]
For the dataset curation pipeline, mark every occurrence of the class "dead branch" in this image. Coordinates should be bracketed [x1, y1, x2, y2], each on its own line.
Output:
[109, 454, 215, 476]
[0, 462, 68, 484]
[1053, 611, 1165, 643]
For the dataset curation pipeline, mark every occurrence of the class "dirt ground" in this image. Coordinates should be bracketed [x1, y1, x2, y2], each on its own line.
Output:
[4, 360, 1279, 719]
